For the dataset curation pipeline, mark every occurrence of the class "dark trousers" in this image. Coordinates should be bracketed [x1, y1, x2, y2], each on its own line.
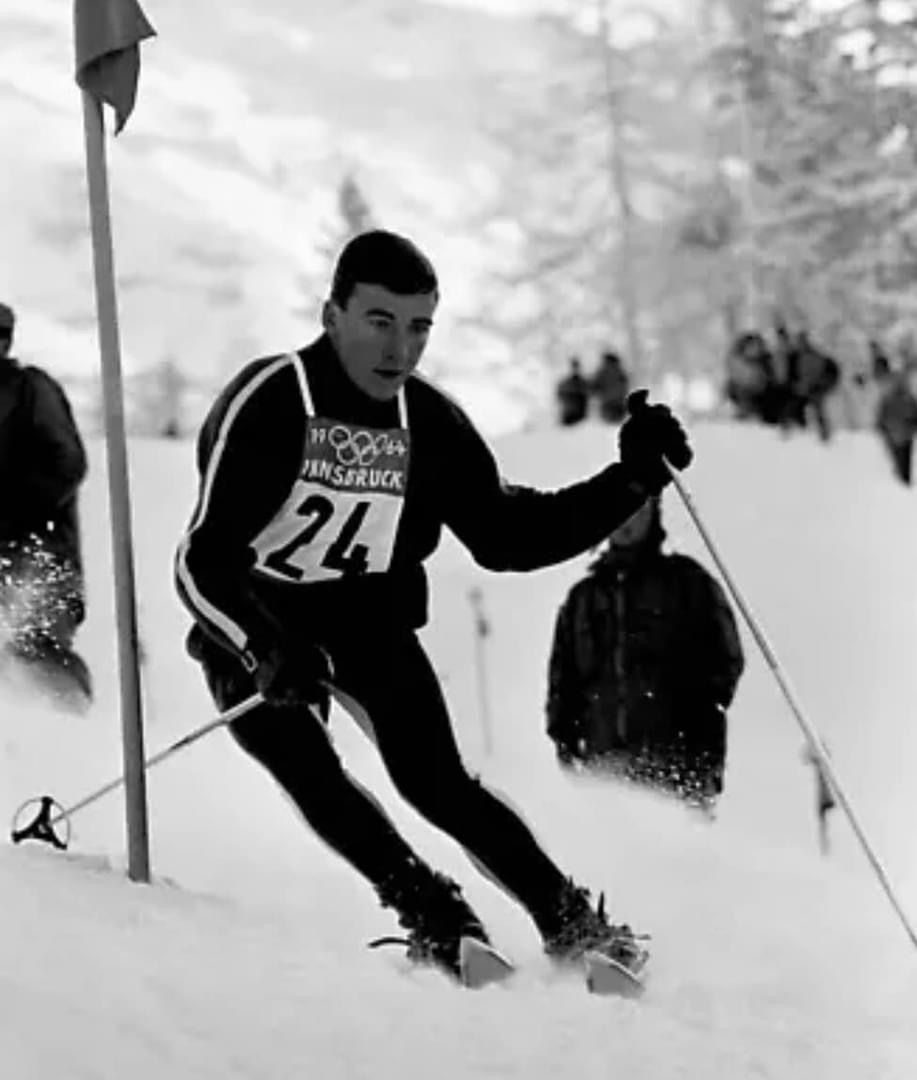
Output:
[203, 629, 566, 931]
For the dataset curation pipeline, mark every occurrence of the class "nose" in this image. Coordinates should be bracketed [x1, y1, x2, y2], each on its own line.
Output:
[386, 326, 411, 366]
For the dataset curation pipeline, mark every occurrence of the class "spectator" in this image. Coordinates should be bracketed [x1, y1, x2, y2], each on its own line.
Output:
[793, 331, 840, 442]
[555, 358, 589, 426]
[0, 302, 91, 710]
[876, 364, 917, 486]
[724, 331, 781, 424]
[546, 496, 744, 813]
[590, 351, 629, 423]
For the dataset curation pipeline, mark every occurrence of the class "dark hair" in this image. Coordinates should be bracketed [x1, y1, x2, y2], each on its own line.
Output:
[330, 230, 438, 307]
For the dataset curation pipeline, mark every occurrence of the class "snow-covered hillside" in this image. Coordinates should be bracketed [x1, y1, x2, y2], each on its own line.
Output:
[1, 416, 916, 1078]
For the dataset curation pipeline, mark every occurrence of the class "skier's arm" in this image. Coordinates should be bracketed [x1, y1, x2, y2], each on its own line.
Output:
[175, 360, 301, 664]
[18, 369, 87, 513]
[441, 401, 651, 572]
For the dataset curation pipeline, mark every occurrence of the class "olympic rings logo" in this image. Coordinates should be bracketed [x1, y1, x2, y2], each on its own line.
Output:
[327, 425, 406, 466]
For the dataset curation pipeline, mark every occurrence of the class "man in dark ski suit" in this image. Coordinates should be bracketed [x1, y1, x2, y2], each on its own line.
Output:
[175, 230, 693, 979]
[0, 302, 91, 708]
[546, 497, 744, 811]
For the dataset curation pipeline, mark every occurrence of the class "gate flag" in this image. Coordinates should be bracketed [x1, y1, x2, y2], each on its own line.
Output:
[74, 0, 156, 133]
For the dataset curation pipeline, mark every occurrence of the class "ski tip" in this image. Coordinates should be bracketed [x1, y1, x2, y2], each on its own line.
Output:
[459, 936, 515, 989]
[583, 950, 646, 999]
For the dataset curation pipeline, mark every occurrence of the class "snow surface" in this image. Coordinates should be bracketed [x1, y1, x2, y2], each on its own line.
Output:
[2, 417, 916, 1078]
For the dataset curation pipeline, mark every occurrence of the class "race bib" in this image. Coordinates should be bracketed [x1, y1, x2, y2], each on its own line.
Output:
[252, 417, 410, 583]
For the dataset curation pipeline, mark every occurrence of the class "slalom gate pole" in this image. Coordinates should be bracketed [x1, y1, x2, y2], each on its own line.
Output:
[668, 466, 917, 952]
[12, 694, 263, 845]
[468, 587, 494, 756]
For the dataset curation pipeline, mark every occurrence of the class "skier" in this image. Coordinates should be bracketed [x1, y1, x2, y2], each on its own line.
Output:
[0, 302, 92, 710]
[174, 230, 692, 983]
[545, 496, 744, 813]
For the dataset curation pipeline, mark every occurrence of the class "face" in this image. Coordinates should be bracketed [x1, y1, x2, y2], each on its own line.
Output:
[323, 283, 437, 401]
[0, 334, 11, 361]
[609, 499, 656, 550]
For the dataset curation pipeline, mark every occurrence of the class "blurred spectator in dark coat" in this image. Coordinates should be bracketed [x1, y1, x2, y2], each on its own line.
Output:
[876, 365, 917, 486]
[545, 497, 744, 813]
[793, 331, 840, 442]
[590, 351, 629, 424]
[724, 331, 782, 424]
[0, 302, 92, 709]
[555, 357, 589, 426]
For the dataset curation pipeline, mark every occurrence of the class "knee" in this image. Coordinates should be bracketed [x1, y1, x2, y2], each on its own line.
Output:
[392, 766, 486, 825]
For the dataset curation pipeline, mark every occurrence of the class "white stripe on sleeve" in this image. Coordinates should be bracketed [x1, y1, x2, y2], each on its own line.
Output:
[175, 355, 293, 651]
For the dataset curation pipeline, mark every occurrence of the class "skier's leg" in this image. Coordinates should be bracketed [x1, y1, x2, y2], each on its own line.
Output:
[329, 630, 582, 936]
[230, 699, 490, 973]
[228, 697, 428, 883]
[197, 645, 490, 974]
[331, 631, 648, 969]
[199, 643, 429, 881]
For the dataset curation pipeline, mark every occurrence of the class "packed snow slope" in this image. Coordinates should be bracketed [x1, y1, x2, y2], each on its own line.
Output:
[2, 416, 916, 1078]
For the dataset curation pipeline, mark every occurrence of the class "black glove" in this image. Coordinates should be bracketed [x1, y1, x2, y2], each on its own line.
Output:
[243, 640, 333, 708]
[618, 390, 693, 494]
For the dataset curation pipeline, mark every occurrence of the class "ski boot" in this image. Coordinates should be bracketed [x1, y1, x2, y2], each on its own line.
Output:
[539, 878, 649, 976]
[371, 860, 490, 980]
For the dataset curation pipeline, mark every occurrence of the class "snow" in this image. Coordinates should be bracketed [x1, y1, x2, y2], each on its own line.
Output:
[2, 416, 917, 1078]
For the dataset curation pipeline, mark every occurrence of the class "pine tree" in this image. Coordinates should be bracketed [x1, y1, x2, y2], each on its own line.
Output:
[476, 5, 726, 386]
[296, 173, 375, 321]
[707, 0, 917, 354]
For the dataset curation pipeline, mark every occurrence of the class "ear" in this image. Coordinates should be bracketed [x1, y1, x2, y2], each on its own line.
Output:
[321, 300, 336, 335]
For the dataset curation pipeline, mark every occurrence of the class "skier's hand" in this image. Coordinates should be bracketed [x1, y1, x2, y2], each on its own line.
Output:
[246, 641, 333, 708]
[618, 390, 692, 494]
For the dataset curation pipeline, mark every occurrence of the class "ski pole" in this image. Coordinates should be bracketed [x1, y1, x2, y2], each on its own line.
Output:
[11, 693, 263, 848]
[667, 465, 917, 951]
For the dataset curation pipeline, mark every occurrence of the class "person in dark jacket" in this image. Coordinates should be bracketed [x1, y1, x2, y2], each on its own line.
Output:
[0, 303, 91, 709]
[590, 350, 630, 423]
[793, 331, 840, 442]
[546, 496, 744, 811]
[555, 357, 589, 426]
[724, 331, 782, 424]
[175, 230, 693, 982]
[876, 365, 917, 485]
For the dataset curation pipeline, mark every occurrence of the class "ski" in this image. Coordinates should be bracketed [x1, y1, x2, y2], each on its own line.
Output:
[458, 935, 515, 989]
[372, 934, 647, 998]
[583, 950, 646, 998]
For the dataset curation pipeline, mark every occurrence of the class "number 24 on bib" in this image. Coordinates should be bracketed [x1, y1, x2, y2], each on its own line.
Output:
[251, 420, 410, 583]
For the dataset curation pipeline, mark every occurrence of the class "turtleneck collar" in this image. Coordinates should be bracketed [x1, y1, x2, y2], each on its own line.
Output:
[299, 334, 402, 429]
